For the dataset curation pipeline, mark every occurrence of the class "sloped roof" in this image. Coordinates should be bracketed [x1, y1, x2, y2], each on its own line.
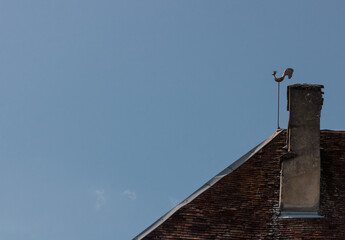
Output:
[135, 129, 345, 239]
[134, 129, 283, 240]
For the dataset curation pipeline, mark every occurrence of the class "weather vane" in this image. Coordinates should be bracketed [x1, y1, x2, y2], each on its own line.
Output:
[273, 68, 294, 129]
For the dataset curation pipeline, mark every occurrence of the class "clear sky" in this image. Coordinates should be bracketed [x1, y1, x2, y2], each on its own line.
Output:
[1, 1, 345, 239]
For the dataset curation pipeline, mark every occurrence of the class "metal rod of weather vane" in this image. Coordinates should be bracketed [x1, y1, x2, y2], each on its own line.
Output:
[277, 82, 280, 129]
[273, 68, 293, 130]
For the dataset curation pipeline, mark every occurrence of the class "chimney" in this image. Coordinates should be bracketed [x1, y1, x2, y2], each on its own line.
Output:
[279, 84, 324, 217]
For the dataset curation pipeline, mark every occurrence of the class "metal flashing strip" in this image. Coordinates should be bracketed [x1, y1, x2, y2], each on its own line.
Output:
[133, 129, 284, 240]
[279, 212, 324, 218]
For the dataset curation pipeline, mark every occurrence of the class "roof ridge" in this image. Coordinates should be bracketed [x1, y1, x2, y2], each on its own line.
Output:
[321, 129, 345, 132]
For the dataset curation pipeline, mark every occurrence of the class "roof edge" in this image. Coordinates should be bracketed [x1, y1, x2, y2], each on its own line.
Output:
[133, 129, 284, 240]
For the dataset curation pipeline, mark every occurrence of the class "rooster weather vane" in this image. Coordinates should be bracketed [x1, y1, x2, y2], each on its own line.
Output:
[273, 68, 294, 129]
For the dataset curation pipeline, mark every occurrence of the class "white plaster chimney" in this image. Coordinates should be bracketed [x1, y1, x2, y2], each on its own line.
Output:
[279, 84, 324, 217]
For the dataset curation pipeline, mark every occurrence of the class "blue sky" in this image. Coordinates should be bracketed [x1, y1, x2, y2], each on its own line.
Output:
[1, 1, 345, 239]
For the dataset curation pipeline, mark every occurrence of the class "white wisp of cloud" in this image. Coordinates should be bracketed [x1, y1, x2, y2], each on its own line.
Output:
[122, 189, 137, 200]
[95, 189, 106, 210]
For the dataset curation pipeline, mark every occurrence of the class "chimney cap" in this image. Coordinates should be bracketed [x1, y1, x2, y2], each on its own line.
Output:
[287, 84, 324, 111]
